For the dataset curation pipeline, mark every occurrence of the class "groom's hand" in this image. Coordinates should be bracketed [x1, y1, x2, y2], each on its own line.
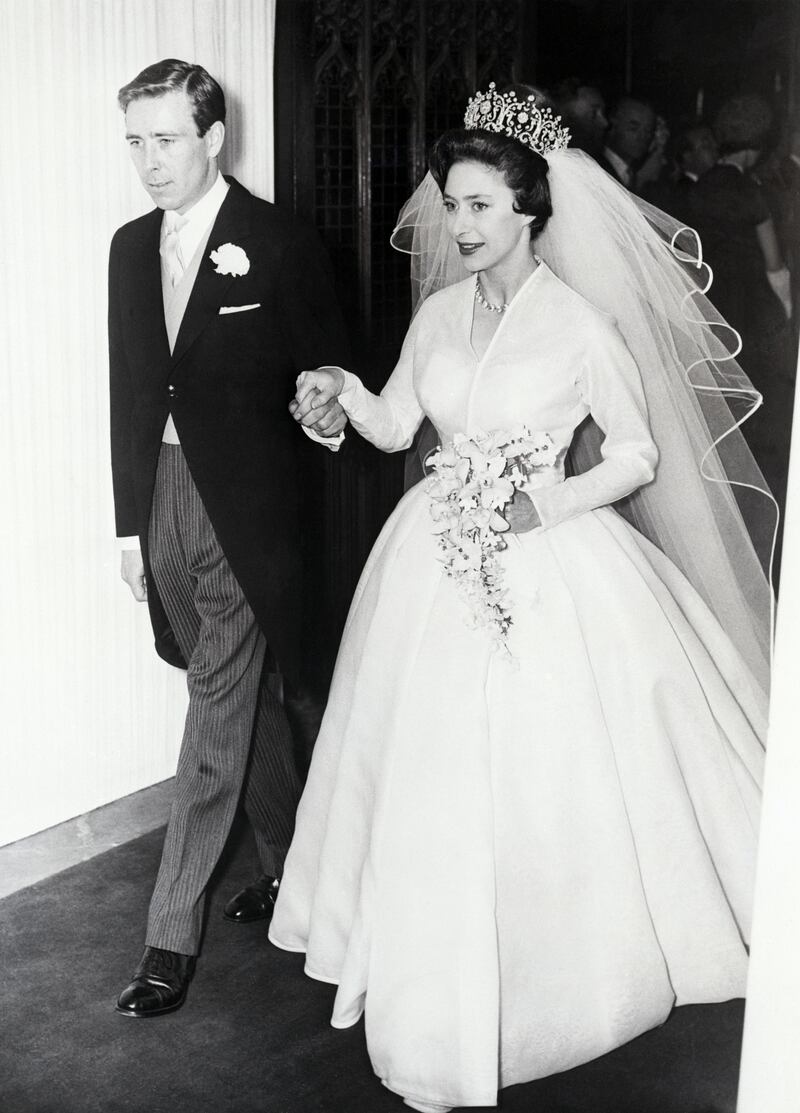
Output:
[311, 398, 347, 436]
[292, 367, 345, 416]
[121, 549, 147, 602]
[290, 395, 347, 436]
[290, 366, 348, 437]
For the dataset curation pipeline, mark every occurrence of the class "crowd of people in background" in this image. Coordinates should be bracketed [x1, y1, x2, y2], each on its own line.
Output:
[549, 78, 798, 516]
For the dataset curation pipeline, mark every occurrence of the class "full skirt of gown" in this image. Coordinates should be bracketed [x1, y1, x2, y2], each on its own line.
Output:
[269, 480, 765, 1110]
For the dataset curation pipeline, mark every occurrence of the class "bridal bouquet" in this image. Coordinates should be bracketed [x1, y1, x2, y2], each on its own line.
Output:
[425, 428, 558, 651]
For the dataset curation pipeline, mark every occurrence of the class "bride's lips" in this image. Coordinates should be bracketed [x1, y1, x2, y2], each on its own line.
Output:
[457, 242, 484, 256]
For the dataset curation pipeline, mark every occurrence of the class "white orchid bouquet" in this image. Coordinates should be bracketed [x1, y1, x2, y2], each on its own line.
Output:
[425, 427, 558, 650]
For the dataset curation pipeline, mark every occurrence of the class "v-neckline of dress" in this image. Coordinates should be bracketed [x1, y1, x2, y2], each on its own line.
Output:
[466, 258, 544, 365]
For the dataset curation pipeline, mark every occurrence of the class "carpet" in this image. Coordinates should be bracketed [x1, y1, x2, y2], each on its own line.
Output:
[0, 819, 743, 1113]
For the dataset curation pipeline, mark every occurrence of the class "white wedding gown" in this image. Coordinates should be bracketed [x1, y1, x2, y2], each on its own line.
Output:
[270, 263, 766, 1111]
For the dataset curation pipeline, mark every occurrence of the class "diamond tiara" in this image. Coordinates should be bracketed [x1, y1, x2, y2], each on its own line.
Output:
[464, 83, 571, 156]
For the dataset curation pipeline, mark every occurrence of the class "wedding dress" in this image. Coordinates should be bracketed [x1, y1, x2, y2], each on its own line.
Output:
[269, 262, 765, 1110]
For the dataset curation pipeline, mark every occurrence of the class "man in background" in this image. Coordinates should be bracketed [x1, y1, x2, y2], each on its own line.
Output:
[551, 78, 608, 160]
[600, 95, 666, 194]
[643, 122, 718, 221]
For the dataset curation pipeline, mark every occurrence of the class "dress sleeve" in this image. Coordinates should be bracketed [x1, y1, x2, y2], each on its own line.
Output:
[337, 311, 425, 452]
[529, 315, 658, 529]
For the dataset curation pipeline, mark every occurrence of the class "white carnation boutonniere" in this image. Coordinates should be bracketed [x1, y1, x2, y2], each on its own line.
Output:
[209, 242, 250, 277]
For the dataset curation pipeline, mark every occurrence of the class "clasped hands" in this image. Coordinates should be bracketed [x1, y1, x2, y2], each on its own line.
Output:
[289, 367, 347, 437]
[288, 365, 539, 533]
[288, 366, 540, 532]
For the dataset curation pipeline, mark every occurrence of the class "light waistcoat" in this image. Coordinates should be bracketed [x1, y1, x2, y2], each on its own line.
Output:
[160, 223, 216, 443]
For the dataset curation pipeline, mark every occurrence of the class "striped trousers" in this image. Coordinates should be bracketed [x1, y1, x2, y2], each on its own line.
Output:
[145, 445, 301, 955]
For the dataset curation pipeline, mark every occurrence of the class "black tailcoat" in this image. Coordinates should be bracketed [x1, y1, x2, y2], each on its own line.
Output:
[109, 178, 349, 677]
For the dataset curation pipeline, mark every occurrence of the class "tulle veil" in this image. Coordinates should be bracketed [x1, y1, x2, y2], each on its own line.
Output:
[390, 147, 776, 697]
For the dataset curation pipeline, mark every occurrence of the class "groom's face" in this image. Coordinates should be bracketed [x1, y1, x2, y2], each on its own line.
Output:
[125, 89, 224, 214]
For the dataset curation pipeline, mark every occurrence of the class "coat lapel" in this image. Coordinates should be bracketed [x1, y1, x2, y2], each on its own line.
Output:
[127, 209, 171, 375]
[170, 179, 255, 372]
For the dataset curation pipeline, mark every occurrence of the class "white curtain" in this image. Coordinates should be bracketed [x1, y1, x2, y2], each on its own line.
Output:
[0, 0, 276, 846]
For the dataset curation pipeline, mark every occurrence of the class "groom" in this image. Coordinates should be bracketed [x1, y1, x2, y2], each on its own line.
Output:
[109, 59, 347, 1017]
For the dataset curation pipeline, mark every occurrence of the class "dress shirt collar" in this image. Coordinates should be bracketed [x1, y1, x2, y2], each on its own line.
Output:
[160, 171, 230, 262]
[603, 147, 632, 186]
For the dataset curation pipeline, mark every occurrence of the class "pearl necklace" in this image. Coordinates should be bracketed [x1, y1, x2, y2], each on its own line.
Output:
[474, 275, 508, 314]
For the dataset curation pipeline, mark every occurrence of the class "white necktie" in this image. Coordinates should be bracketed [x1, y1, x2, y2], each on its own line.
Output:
[160, 211, 188, 288]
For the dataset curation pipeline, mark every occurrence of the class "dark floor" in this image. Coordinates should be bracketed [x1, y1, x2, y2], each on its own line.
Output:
[0, 820, 743, 1113]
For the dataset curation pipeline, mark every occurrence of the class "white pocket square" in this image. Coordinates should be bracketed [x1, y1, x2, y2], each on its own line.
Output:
[219, 303, 261, 315]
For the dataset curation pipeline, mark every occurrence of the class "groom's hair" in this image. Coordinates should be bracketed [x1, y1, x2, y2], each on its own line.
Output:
[118, 59, 226, 137]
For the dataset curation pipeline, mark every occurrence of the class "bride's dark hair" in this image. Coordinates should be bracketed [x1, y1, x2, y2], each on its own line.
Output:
[429, 129, 553, 238]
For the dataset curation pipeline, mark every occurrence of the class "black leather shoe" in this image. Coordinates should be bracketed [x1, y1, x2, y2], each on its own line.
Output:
[223, 874, 280, 923]
[115, 946, 196, 1018]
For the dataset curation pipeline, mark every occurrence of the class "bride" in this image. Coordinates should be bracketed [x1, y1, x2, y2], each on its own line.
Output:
[270, 85, 773, 1112]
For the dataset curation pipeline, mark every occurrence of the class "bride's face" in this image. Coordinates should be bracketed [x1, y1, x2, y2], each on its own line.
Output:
[442, 160, 533, 273]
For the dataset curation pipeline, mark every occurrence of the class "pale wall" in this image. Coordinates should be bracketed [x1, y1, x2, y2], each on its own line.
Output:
[0, 0, 276, 845]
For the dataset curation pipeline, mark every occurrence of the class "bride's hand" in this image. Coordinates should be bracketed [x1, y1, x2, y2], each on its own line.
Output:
[503, 490, 541, 533]
[292, 367, 346, 421]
